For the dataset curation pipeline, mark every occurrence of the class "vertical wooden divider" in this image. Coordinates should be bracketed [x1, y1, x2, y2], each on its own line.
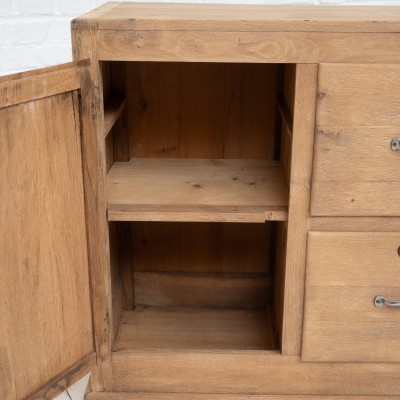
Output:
[71, 25, 113, 390]
[281, 63, 318, 356]
[110, 62, 135, 311]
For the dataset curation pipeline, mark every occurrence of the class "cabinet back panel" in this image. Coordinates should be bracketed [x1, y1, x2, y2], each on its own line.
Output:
[126, 62, 278, 159]
[132, 222, 271, 273]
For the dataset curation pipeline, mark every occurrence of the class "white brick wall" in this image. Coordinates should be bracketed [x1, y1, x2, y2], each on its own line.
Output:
[1, 0, 400, 76]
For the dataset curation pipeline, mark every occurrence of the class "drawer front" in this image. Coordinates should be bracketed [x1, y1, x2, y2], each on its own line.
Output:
[311, 64, 400, 216]
[302, 232, 400, 363]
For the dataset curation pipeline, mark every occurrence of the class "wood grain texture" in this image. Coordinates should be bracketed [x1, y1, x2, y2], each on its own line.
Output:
[107, 159, 288, 223]
[316, 64, 400, 126]
[104, 96, 126, 138]
[113, 307, 278, 351]
[72, 28, 113, 390]
[127, 62, 278, 160]
[86, 395, 400, 400]
[112, 280, 123, 345]
[312, 125, 400, 216]
[110, 62, 130, 163]
[281, 64, 318, 356]
[96, 31, 400, 64]
[73, 3, 400, 33]
[305, 232, 400, 287]
[132, 222, 271, 274]
[280, 122, 292, 187]
[0, 90, 93, 399]
[117, 222, 134, 310]
[109, 205, 287, 223]
[0, 346, 16, 400]
[0, 63, 81, 108]
[302, 232, 400, 362]
[282, 64, 296, 120]
[134, 272, 273, 308]
[111, 352, 400, 395]
[29, 353, 96, 400]
[274, 222, 287, 349]
[311, 217, 400, 232]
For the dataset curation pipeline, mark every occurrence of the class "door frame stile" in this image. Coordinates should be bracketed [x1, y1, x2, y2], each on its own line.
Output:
[72, 25, 113, 390]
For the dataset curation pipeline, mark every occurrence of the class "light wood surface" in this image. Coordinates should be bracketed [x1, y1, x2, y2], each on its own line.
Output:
[107, 159, 288, 223]
[277, 98, 293, 136]
[0, 80, 93, 398]
[313, 63, 400, 216]
[96, 30, 400, 64]
[113, 307, 278, 351]
[72, 28, 113, 391]
[104, 96, 126, 138]
[316, 64, 400, 126]
[86, 395, 399, 400]
[73, 3, 400, 33]
[134, 272, 273, 308]
[303, 232, 400, 362]
[111, 351, 400, 395]
[274, 222, 288, 350]
[311, 217, 400, 232]
[112, 280, 123, 345]
[127, 62, 278, 160]
[312, 125, 400, 216]
[68, 3, 400, 396]
[29, 353, 96, 400]
[132, 222, 272, 274]
[280, 64, 318, 356]
[0, 62, 81, 108]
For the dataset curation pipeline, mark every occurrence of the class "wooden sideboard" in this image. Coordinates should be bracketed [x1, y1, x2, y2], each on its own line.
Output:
[1, 3, 400, 399]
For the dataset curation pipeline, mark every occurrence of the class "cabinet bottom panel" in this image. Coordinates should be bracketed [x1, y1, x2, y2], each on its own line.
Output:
[87, 394, 398, 400]
[114, 307, 279, 351]
[111, 351, 400, 395]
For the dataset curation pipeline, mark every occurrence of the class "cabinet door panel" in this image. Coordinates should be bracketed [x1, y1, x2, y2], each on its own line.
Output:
[311, 64, 400, 216]
[0, 64, 94, 399]
[302, 231, 400, 363]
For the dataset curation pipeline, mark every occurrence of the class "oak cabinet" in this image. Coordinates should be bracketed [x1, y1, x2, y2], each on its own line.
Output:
[1, 3, 400, 399]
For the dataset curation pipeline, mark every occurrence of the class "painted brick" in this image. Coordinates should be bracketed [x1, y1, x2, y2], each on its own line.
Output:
[9, 19, 50, 44]
[37, 41, 72, 66]
[48, 18, 73, 42]
[0, 0, 21, 16]
[0, 21, 11, 44]
[54, 0, 94, 16]
[0, 45, 42, 71]
[18, 0, 53, 15]
[0, 0, 14, 16]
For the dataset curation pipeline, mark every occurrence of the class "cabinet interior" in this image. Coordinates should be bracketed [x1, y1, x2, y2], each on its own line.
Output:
[102, 61, 295, 353]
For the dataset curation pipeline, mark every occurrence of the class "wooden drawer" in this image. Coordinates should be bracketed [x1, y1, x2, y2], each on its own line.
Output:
[302, 231, 400, 362]
[311, 64, 400, 216]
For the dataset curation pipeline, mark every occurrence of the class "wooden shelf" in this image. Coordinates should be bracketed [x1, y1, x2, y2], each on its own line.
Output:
[113, 306, 278, 351]
[104, 96, 126, 138]
[106, 158, 289, 222]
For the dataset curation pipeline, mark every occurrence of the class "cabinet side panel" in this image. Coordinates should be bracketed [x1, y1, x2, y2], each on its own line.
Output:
[0, 91, 93, 399]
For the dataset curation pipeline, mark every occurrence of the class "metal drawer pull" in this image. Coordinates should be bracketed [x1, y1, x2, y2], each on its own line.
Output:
[391, 137, 400, 151]
[374, 295, 400, 308]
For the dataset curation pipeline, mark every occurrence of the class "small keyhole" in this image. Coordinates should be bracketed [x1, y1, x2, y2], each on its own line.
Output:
[398, 246, 400, 257]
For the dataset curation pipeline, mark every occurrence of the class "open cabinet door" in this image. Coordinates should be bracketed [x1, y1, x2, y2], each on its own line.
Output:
[0, 63, 96, 400]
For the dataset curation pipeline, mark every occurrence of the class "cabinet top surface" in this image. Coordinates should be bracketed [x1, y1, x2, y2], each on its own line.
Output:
[72, 2, 400, 32]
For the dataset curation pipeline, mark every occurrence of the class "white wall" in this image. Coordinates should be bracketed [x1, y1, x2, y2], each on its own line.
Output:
[1, 0, 399, 76]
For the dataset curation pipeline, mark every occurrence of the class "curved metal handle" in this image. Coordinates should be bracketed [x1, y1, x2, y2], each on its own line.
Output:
[374, 295, 400, 308]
